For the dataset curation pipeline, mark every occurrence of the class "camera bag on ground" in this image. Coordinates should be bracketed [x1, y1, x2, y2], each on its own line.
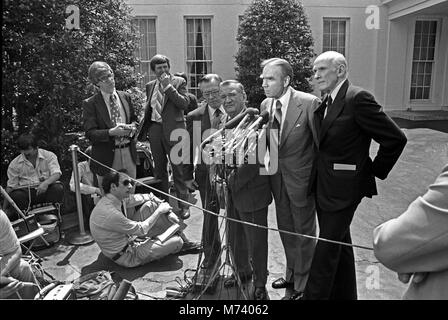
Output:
[26, 203, 62, 250]
[72, 270, 138, 300]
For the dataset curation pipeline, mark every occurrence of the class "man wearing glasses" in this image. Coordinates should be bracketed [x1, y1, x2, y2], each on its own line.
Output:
[89, 170, 201, 267]
[83, 61, 138, 189]
[185, 74, 226, 278]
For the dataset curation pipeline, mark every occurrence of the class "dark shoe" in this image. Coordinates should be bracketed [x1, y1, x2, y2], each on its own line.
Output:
[178, 241, 202, 255]
[254, 287, 270, 300]
[223, 273, 252, 288]
[272, 277, 294, 289]
[281, 290, 303, 300]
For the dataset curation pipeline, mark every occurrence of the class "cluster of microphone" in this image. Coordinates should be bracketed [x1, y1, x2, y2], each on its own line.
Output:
[200, 108, 270, 166]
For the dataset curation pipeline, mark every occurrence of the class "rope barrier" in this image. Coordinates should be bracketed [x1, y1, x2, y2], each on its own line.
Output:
[77, 148, 374, 251]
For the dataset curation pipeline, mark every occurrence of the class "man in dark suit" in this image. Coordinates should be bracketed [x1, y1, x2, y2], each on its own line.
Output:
[303, 51, 407, 300]
[137, 54, 192, 220]
[83, 61, 138, 188]
[220, 80, 272, 299]
[260, 58, 320, 299]
[185, 74, 226, 275]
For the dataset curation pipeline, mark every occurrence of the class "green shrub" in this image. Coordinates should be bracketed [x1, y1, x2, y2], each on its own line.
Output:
[235, 0, 316, 108]
[2, 0, 145, 213]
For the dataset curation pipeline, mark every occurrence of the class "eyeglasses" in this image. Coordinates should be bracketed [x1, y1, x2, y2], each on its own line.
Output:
[122, 179, 135, 187]
[202, 89, 220, 97]
[98, 73, 114, 83]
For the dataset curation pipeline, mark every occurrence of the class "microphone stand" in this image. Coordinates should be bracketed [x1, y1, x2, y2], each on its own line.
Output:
[192, 128, 250, 300]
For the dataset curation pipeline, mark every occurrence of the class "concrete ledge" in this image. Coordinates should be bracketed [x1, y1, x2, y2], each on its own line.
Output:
[386, 110, 448, 121]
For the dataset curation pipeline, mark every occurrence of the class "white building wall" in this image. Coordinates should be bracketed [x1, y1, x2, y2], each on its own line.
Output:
[127, 0, 447, 110]
[128, 0, 382, 95]
[303, 0, 382, 98]
[381, 13, 448, 110]
[127, 0, 251, 82]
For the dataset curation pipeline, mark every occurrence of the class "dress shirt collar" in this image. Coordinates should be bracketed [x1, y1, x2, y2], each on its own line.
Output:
[275, 86, 292, 110]
[105, 193, 123, 210]
[207, 104, 226, 120]
[100, 89, 118, 104]
[17, 148, 45, 164]
[330, 78, 347, 102]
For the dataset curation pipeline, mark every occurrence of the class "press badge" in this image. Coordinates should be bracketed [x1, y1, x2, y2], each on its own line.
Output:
[333, 163, 356, 171]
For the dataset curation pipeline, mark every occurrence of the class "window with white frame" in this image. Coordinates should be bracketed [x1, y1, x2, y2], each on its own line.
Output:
[410, 20, 437, 100]
[185, 17, 212, 99]
[322, 18, 348, 56]
[133, 17, 157, 88]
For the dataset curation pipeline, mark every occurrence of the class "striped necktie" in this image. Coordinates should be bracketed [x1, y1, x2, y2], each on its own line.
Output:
[151, 82, 164, 121]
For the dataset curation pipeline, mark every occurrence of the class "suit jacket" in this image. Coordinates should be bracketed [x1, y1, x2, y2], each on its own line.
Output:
[185, 102, 212, 184]
[185, 92, 199, 115]
[83, 90, 137, 176]
[228, 163, 272, 213]
[310, 79, 407, 211]
[373, 164, 448, 300]
[225, 107, 272, 213]
[137, 75, 189, 144]
[260, 87, 320, 207]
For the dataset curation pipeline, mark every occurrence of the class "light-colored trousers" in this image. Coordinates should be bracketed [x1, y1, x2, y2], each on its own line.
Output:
[115, 202, 183, 268]
[271, 173, 317, 293]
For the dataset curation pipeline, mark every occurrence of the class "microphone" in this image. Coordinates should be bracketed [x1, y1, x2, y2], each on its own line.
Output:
[230, 111, 270, 152]
[244, 110, 270, 132]
[200, 107, 259, 148]
[223, 107, 259, 129]
[258, 110, 270, 127]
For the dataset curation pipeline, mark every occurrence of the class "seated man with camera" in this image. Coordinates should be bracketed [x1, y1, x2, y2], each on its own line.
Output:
[4, 133, 63, 221]
[90, 170, 201, 268]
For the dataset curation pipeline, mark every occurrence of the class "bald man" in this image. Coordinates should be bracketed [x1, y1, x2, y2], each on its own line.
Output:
[303, 51, 407, 300]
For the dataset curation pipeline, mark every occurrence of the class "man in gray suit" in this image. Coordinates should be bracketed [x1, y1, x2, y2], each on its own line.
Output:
[260, 58, 320, 299]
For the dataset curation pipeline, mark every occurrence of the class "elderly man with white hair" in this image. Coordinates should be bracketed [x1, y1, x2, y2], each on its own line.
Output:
[302, 51, 407, 300]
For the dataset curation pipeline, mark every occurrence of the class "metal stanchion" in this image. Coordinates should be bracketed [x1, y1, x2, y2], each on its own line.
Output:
[66, 145, 94, 245]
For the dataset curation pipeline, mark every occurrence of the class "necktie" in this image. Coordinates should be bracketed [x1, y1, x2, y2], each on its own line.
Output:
[324, 95, 333, 119]
[110, 94, 122, 126]
[152, 82, 164, 121]
[121, 202, 127, 217]
[266, 100, 282, 169]
[272, 100, 282, 143]
[211, 108, 222, 129]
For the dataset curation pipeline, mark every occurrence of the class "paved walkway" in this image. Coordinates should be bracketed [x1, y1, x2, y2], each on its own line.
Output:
[34, 128, 448, 300]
